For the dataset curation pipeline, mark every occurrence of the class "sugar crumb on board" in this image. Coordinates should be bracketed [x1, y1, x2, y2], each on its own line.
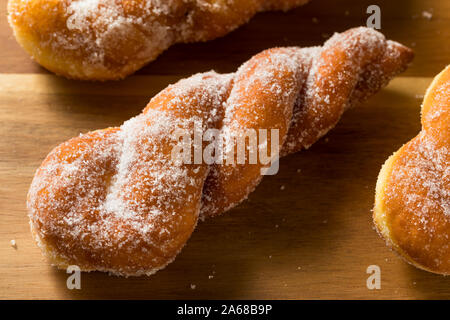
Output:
[421, 10, 433, 20]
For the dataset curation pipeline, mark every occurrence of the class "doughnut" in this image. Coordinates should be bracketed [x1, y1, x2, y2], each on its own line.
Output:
[374, 65, 449, 275]
[7, 0, 309, 80]
[28, 27, 413, 276]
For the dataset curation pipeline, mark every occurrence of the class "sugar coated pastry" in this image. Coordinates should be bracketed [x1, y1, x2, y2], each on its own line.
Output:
[7, 0, 309, 80]
[28, 28, 413, 276]
[374, 65, 449, 275]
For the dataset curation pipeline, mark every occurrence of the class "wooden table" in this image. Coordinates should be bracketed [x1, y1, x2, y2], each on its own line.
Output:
[1, 0, 449, 299]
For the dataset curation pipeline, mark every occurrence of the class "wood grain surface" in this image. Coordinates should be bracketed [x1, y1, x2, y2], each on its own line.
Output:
[0, 0, 449, 299]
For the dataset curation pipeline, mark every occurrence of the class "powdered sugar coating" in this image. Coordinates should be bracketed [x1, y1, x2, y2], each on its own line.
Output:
[387, 133, 449, 219]
[29, 71, 233, 276]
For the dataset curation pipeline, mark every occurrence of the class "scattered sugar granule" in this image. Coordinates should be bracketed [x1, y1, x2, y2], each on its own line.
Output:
[275, 224, 279, 228]
[297, 266, 302, 270]
[268, 255, 272, 259]
[344, 10, 350, 16]
[321, 33, 330, 39]
[323, 220, 328, 224]
[208, 275, 214, 280]
[280, 185, 285, 191]
[312, 17, 319, 24]
[10, 239, 17, 249]
[296, 169, 301, 173]
[190, 284, 196, 290]
[415, 94, 424, 99]
[422, 11, 433, 20]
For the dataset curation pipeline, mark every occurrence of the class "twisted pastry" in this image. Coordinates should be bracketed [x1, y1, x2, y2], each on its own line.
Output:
[7, 0, 309, 80]
[374, 66, 449, 275]
[28, 28, 413, 276]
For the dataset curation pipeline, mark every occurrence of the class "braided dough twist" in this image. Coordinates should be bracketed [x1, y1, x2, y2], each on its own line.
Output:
[374, 65, 450, 275]
[28, 28, 413, 276]
[8, 0, 309, 80]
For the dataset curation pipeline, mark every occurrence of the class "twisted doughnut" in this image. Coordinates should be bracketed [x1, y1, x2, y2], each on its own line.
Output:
[28, 27, 413, 276]
[374, 65, 449, 275]
[7, 0, 309, 80]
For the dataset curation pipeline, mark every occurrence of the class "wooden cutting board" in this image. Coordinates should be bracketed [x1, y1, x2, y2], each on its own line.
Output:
[1, 74, 449, 299]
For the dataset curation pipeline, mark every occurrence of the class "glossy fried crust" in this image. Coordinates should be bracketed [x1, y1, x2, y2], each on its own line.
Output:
[28, 28, 413, 276]
[374, 66, 450, 275]
[7, 0, 309, 80]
